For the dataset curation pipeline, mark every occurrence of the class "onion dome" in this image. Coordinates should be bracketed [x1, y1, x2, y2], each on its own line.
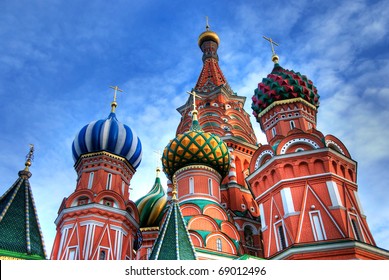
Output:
[251, 63, 319, 117]
[198, 17, 219, 47]
[72, 94, 142, 169]
[198, 29, 220, 47]
[135, 168, 167, 228]
[162, 109, 230, 180]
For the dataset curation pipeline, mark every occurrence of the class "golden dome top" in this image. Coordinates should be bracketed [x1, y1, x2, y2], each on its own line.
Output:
[198, 30, 220, 47]
[198, 17, 220, 47]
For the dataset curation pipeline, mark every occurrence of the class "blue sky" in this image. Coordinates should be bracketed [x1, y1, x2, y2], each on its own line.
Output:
[0, 0, 388, 256]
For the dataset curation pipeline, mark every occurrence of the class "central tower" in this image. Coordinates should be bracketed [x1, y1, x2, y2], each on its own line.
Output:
[173, 21, 263, 258]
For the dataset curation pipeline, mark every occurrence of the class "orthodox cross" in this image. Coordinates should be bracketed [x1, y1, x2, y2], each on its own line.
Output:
[109, 85, 123, 112]
[187, 89, 202, 112]
[263, 36, 279, 56]
[206, 16, 210, 31]
[24, 144, 34, 171]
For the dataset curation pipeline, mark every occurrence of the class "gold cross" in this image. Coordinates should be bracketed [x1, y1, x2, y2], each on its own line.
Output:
[110, 85, 123, 103]
[109, 85, 124, 112]
[187, 89, 202, 112]
[206, 16, 210, 31]
[263, 36, 279, 56]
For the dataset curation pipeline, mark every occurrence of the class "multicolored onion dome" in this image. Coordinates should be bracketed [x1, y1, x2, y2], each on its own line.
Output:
[162, 113, 230, 179]
[251, 63, 319, 117]
[72, 112, 142, 169]
[135, 170, 167, 228]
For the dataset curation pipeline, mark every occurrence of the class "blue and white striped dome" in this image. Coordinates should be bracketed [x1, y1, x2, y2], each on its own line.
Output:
[72, 112, 142, 169]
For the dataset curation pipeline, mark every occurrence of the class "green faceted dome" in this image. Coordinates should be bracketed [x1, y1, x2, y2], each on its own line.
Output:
[251, 63, 319, 117]
[162, 112, 230, 179]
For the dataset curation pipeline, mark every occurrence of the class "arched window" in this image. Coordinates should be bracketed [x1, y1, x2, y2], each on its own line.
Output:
[88, 172, 94, 189]
[208, 178, 213, 196]
[106, 173, 112, 190]
[290, 120, 295, 129]
[216, 238, 222, 252]
[272, 127, 276, 137]
[189, 177, 194, 194]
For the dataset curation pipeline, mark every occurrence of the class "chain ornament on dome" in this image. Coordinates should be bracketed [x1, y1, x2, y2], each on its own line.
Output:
[109, 85, 124, 113]
[263, 36, 279, 64]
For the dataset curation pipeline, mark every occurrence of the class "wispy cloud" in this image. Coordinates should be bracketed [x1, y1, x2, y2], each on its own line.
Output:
[0, 0, 388, 255]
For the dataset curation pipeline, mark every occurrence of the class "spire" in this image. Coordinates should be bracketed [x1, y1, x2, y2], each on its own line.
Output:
[195, 20, 227, 93]
[149, 175, 197, 260]
[263, 36, 279, 64]
[0, 145, 46, 260]
[109, 85, 123, 113]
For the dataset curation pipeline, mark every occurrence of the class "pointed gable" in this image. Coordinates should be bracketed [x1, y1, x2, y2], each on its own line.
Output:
[149, 202, 196, 260]
[0, 169, 46, 260]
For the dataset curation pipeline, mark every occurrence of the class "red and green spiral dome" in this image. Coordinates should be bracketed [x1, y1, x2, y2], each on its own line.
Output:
[251, 63, 319, 117]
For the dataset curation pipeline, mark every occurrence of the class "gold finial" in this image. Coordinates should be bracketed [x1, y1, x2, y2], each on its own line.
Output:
[187, 89, 202, 119]
[24, 144, 34, 171]
[172, 174, 178, 202]
[154, 150, 162, 177]
[109, 85, 124, 113]
[263, 36, 280, 64]
[205, 16, 210, 31]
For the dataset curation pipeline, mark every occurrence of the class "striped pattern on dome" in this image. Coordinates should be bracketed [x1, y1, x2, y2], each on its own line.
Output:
[135, 176, 167, 228]
[72, 112, 142, 169]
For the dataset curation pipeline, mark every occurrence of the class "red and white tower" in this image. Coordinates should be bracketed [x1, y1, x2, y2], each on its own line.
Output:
[248, 40, 389, 259]
[50, 87, 142, 260]
[175, 22, 263, 257]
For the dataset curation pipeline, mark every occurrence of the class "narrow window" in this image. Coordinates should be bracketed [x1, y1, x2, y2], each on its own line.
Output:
[216, 238, 222, 252]
[68, 247, 77, 260]
[308, 122, 312, 129]
[277, 224, 287, 250]
[99, 250, 107, 260]
[310, 211, 326, 241]
[208, 178, 213, 196]
[147, 248, 151, 259]
[88, 172, 94, 189]
[351, 218, 363, 241]
[290, 120, 295, 129]
[189, 177, 194, 194]
[121, 181, 125, 195]
[272, 127, 276, 137]
[106, 173, 112, 190]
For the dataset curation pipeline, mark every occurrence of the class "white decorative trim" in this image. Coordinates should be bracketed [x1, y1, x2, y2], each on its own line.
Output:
[271, 240, 389, 260]
[326, 181, 343, 207]
[280, 138, 320, 154]
[280, 188, 295, 215]
[254, 150, 274, 169]
[326, 140, 345, 155]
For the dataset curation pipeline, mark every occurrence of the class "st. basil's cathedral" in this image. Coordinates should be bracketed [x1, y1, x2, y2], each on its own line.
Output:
[1, 23, 388, 260]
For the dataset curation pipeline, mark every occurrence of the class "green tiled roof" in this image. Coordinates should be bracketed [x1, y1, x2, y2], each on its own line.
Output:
[149, 201, 197, 260]
[0, 170, 46, 260]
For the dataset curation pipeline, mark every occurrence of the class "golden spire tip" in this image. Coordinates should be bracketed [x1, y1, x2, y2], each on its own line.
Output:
[24, 144, 34, 171]
[109, 85, 123, 113]
[263, 35, 280, 64]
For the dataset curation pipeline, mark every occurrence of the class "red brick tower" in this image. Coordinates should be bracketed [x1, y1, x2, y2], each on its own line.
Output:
[248, 40, 389, 259]
[175, 22, 263, 258]
[50, 87, 142, 260]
